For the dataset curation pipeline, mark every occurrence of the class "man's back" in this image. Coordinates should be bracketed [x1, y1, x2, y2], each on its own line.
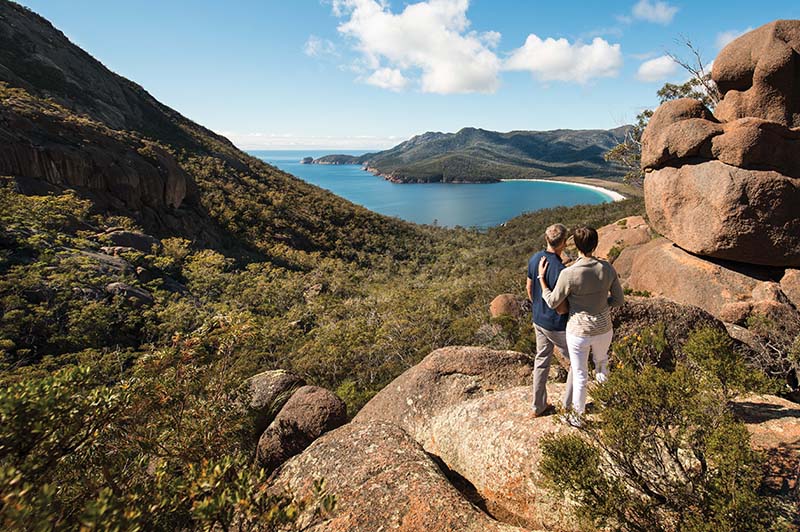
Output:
[527, 250, 567, 331]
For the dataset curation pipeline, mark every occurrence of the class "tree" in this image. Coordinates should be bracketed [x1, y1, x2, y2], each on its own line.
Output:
[605, 39, 720, 187]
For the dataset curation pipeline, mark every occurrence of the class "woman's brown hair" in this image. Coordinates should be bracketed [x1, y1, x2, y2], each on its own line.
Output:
[573, 226, 598, 255]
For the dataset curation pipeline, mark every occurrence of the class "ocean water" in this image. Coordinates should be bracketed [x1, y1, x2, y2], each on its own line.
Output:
[251, 150, 613, 228]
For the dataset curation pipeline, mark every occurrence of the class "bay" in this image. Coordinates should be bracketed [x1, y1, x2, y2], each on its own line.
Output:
[251, 150, 614, 228]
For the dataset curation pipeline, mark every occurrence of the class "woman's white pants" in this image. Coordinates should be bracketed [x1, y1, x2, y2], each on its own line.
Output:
[565, 329, 613, 414]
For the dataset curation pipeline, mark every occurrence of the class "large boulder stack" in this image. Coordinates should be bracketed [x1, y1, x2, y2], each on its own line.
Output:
[243, 371, 346, 474]
[626, 21, 800, 332]
[641, 20, 800, 268]
[246, 369, 305, 435]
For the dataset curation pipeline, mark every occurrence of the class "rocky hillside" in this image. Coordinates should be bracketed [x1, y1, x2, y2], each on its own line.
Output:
[3, 6, 799, 531]
[313, 126, 631, 183]
[0, 1, 433, 262]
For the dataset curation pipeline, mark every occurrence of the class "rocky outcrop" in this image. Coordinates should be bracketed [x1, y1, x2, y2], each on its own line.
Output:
[489, 293, 527, 320]
[72, 249, 134, 275]
[620, 238, 796, 320]
[595, 215, 652, 261]
[270, 336, 800, 531]
[354, 347, 575, 529]
[644, 160, 800, 267]
[641, 21, 800, 267]
[256, 385, 346, 472]
[101, 230, 161, 253]
[353, 346, 535, 439]
[420, 384, 577, 529]
[0, 111, 193, 211]
[611, 296, 727, 367]
[104, 282, 153, 306]
[268, 421, 528, 532]
[246, 369, 305, 436]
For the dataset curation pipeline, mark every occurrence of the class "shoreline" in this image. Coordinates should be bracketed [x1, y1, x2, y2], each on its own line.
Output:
[499, 178, 627, 202]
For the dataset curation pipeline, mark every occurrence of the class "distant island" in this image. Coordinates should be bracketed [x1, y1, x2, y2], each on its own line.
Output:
[307, 126, 631, 183]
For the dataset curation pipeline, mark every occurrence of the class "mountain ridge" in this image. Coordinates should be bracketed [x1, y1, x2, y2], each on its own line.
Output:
[312, 125, 632, 183]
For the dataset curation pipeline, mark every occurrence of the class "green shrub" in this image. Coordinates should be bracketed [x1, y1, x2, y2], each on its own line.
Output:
[540, 362, 784, 532]
[0, 318, 329, 531]
[613, 323, 670, 369]
[623, 288, 652, 297]
[683, 327, 775, 398]
[607, 244, 623, 262]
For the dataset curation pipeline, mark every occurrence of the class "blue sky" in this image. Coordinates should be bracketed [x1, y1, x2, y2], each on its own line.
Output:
[17, 0, 800, 150]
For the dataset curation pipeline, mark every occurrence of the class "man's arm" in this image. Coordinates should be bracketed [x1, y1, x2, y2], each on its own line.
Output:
[526, 276, 533, 301]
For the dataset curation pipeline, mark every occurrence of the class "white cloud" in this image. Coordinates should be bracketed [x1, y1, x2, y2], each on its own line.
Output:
[480, 30, 502, 49]
[222, 131, 401, 150]
[715, 27, 753, 49]
[365, 67, 409, 91]
[631, 0, 678, 24]
[304, 35, 338, 57]
[332, 0, 501, 94]
[504, 35, 623, 83]
[636, 55, 678, 82]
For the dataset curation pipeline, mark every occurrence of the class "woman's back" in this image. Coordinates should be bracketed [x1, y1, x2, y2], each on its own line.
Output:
[560, 256, 623, 336]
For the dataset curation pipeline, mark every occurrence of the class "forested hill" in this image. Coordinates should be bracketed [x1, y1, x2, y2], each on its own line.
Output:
[0, 1, 434, 263]
[313, 126, 632, 183]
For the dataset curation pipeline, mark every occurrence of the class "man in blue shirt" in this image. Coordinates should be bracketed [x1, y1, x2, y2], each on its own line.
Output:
[526, 223, 572, 416]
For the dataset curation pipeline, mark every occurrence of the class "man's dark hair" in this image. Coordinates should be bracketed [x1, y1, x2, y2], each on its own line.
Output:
[573, 226, 598, 255]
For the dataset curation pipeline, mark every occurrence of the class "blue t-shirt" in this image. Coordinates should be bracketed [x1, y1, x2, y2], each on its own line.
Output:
[527, 250, 568, 331]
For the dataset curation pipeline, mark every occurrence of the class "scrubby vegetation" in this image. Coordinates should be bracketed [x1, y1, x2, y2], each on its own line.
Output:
[540, 326, 794, 532]
[0, 173, 645, 529]
[2, 7, 796, 529]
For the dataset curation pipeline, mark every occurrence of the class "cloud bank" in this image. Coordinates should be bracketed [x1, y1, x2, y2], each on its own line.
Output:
[333, 0, 500, 94]
[636, 55, 678, 82]
[327, 0, 623, 93]
[716, 27, 753, 50]
[631, 0, 678, 25]
[505, 35, 623, 83]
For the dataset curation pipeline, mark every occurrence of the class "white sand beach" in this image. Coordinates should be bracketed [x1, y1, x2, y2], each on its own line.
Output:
[500, 179, 627, 202]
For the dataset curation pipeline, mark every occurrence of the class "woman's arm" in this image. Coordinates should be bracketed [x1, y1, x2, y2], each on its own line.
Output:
[538, 257, 570, 309]
[607, 268, 625, 308]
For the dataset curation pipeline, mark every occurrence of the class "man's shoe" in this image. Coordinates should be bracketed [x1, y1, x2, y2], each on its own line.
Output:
[533, 404, 556, 418]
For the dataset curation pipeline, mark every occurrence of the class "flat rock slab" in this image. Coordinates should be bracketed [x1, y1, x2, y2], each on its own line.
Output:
[734, 393, 800, 494]
[595, 215, 652, 262]
[354, 346, 535, 442]
[269, 420, 532, 532]
[423, 385, 578, 531]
